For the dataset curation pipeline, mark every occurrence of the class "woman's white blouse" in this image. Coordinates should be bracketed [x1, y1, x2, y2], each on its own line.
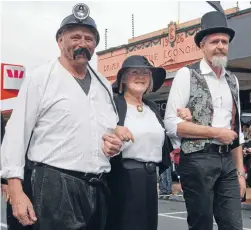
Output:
[122, 103, 165, 163]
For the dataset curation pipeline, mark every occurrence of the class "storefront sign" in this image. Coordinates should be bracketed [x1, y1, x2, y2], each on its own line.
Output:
[155, 100, 167, 118]
[98, 27, 202, 77]
[3, 64, 25, 90]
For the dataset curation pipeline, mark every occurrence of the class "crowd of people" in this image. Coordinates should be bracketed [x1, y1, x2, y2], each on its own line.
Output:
[0, 3, 250, 230]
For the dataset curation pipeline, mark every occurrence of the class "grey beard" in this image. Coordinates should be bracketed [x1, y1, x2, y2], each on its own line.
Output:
[211, 56, 228, 68]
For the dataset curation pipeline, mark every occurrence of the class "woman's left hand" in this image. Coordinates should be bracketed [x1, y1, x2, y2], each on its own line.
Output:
[177, 108, 193, 122]
[114, 126, 134, 142]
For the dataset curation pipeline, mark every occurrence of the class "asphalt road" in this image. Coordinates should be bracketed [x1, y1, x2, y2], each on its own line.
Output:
[158, 199, 251, 230]
[1, 198, 251, 230]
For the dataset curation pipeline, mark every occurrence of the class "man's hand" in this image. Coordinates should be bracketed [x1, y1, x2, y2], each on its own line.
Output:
[1, 184, 10, 202]
[238, 176, 246, 198]
[114, 125, 134, 142]
[102, 133, 123, 157]
[177, 108, 193, 122]
[8, 179, 37, 226]
[243, 147, 251, 156]
[214, 128, 238, 145]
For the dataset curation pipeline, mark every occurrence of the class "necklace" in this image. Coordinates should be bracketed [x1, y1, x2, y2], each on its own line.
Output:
[137, 105, 143, 112]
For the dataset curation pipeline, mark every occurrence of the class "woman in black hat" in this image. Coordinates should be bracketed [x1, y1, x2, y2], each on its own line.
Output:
[105, 55, 173, 230]
[105, 56, 192, 230]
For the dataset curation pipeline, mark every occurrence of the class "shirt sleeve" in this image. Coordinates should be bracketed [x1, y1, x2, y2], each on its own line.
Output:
[164, 67, 191, 137]
[235, 76, 244, 145]
[170, 137, 181, 149]
[1, 75, 42, 180]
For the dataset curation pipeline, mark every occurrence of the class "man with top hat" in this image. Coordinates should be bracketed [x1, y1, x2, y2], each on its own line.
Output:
[1, 3, 122, 230]
[164, 11, 245, 230]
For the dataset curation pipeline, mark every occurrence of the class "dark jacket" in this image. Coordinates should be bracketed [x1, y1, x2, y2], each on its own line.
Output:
[112, 94, 172, 173]
[1, 113, 7, 184]
[1, 113, 5, 144]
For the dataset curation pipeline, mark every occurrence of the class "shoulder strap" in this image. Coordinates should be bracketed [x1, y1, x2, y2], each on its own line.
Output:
[88, 63, 117, 114]
[113, 95, 127, 126]
[24, 131, 33, 162]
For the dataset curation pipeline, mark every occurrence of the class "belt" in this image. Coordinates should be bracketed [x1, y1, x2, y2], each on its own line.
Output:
[1, 178, 8, 185]
[26, 160, 105, 184]
[121, 159, 157, 174]
[26, 160, 111, 200]
[204, 143, 231, 153]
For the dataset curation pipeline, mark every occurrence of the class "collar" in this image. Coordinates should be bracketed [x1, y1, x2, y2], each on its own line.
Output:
[200, 58, 226, 77]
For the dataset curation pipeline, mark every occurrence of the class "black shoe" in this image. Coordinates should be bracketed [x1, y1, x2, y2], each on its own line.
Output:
[159, 192, 172, 199]
[175, 191, 183, 197]
[159, 192, 168, 196]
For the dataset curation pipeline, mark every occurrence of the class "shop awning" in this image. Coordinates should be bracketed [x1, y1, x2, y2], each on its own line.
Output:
[228, 12, 251, 71]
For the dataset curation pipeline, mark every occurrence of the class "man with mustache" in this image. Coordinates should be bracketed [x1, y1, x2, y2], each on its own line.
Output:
[165, 11, 245, 230]
[1, 3, 122, 230]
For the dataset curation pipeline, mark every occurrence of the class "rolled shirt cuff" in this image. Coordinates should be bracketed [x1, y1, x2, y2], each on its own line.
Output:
[1, 167, 24, 180]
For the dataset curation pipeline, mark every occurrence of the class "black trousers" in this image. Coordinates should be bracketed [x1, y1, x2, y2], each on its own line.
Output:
[105, 159, 158, 230]
[7, 162, 108, 230]
[179, 149, 243, 230]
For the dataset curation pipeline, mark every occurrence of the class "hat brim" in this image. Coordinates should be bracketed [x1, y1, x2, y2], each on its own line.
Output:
[194, 27, 235, 47]
[112, 67, 166, 94]
[56, 23, 100, 45]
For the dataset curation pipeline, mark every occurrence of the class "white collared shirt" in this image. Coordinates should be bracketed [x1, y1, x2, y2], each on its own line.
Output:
[122, 104, 165, 163]
[1, 60, 118, 179]
[164, 58, 243, 146]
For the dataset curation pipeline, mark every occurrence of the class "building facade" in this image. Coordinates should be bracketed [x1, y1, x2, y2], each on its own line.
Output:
[97, 7, 251, 116]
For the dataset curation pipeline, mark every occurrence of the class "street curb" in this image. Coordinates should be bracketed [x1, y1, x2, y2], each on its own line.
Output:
[159, 196, 251, 210]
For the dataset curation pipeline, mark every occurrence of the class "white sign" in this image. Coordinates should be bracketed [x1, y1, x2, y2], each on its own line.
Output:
[3, 65, 25, 90]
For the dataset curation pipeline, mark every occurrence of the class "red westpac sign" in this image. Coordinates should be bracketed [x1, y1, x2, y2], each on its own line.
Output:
[6, 69, 24, 79]
[3, 64, 25, 90]
[1, 63, 25, 101]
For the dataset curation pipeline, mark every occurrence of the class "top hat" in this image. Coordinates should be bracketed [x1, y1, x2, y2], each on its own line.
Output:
[194, 11, 235, 47]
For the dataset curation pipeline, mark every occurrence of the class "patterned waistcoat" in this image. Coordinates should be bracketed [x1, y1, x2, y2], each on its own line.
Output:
[181, 69, 240, 154]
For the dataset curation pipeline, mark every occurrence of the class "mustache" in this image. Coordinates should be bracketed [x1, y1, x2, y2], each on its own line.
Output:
[214, 51, 227, 56]
[73, 48, 91, 61]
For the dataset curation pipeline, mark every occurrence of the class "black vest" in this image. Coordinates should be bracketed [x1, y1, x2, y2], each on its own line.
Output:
[181, 68, 240, 154]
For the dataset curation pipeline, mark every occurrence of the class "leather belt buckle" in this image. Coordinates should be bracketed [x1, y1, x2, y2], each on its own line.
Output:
[145, 162, 156, 174]
[218, 145, 229, 153]
[89, 173, 103, 184]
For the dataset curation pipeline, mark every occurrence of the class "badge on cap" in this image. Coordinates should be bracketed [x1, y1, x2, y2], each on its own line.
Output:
[72, 3, 90, 21]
